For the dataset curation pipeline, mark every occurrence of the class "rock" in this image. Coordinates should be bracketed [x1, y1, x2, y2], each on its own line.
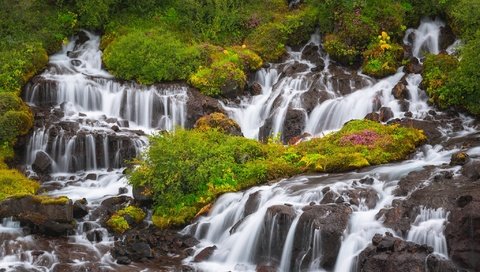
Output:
[249, 82, 263, 96]
[86, 230, 103, 242]
[111, 125, 120, 132]
[461, 160, 480, 180]
[445, 192, 480, 271]
[194, 112, 243, 136]
[439, 25, 456, 51]
[357, 233, 458, 272]
[112, 241, 153, 262]
[0, 196, 74, 236]
[301, 44, 324, 68]
[392, 81, 410, 100]
[404, 111, 413, 118]
[292, 204, 352, 270]
[186, 88, 223, 128]
[359, 176, 375, 185]
[398, 100, 410, 112]
[193, 246, 217, 262]
[118, 187, 128, 195]
[73, 198, 89, 219]
[364, 112, 380, 122]
[406, 57, 423, 74]
[220, 78, 245, 99]
[70, 60, 82, 66]
[287, 132, 311, 145]
[282, 108, 306, 144]
[301, 87, 330, 114]
[379, 107, 394, 122]
[390, 118, 442, 145]
[85, 173, 97, 180]
[105, 118, 117, 124]
[244, 191, 261, 217]
[32, 151, 53, 175]
[450, 151, 470, 166]
[256, 264, 277, 272]
[283, 61, 309, 77]
[256, 205, 296, 263]
[345, 187, 379, 209]
[320, 190, 339, 204]
[132, 185, 154, 207]
[74, 31, 90, 48]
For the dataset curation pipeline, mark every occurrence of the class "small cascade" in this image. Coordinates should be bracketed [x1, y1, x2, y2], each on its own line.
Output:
[9, 30, 189, 271]
[407, 207, 449, 256]
[404, 17, 445, 59]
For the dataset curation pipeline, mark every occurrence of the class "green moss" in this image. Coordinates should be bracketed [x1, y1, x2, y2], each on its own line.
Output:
[106, 205, 146, 233]
[31, 195, 70, 205]
[362, 32, 404, 78]
[106, 214, 130, 234]
[129, 120, 425, 228]
[0, 169, 39, 201]
[194, 112, 242, 135]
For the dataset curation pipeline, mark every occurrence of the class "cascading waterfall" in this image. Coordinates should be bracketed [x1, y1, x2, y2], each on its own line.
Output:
[0, 30, 188, 271]
[181, 19, 469, 272]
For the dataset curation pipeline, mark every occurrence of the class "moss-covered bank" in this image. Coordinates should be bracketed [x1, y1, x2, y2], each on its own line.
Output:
[128, 120, 426, 228]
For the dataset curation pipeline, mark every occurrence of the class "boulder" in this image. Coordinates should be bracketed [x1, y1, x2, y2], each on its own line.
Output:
[0, 196, 74, 236]
[244, 191, 262, 217]
[32, 151, 53, 175]
[283, 61, 309, 77]
[392, 81, 410, 100]
[357, 233, 458, 272]
[193, 245, 217, 262]
[344, 187, 379, 209]
[406, 57, 423, 74]
[379, 107, 394, 122]
[256, 205, 296, 264]
[364, 112, 380, 122]
[73, 198, 89, 219]
[282, 108, 306, 144]
[301, 44, 324, 68]
[389, 118, 442, 145]
[291, 204, 352, 270]
[186, 88, 223, 128]
[461, 160, 480, 180]
[450, 151, 470, 166]
[194, 112, 243, 136]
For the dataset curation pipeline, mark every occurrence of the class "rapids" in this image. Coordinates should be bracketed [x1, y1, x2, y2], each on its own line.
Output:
[0, 18, 477, 272]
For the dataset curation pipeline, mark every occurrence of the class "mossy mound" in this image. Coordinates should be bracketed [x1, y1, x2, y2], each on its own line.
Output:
[0, 169, 39, 201]
[106, 205, 146, 234]
[129, 120, 425, 228]
[194, 112, 243, 136]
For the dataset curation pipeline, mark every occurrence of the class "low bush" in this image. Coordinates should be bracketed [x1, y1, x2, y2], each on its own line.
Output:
[362, 32, 404, 77]
[106, 205, 146, 233]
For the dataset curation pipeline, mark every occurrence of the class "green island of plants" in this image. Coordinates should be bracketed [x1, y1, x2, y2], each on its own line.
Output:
[106, 205, 146, 234]
[128, 120, 426, 228]
[0, 169, 39, 201]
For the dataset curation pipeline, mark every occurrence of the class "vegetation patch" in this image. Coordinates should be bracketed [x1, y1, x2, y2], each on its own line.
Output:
[129, 120, 425, 228]
[362, 32, 404, 77]
[0, 169, 39, 201]
[106, 205, 146, 234]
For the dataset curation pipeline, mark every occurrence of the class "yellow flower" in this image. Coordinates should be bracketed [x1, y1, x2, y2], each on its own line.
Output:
[381, 31, 389, 40]
[241, 44, 246, 48]
[223, 49, 229, 54]
[380, 44, 391, 51]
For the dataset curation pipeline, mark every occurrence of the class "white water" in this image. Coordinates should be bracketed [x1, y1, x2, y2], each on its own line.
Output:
[2, 31, 188, 271]
[180, 19, 469, 272]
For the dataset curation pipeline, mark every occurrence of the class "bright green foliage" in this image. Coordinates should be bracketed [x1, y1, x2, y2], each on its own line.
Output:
[31, 195, 70, 205]
[447, 0, 480, 41]
[422, 53, 458, 106]
[103, 30, 201, 84]
[0, 169, 39, 201]
[130, 120, 425, 228]
[323, 34, 360, 65]
[106, 214, 130, 234]
[436, 32, 480, 115]
[189, 46, 262, 97]
[106, 205, 146, 234]
[362, 32, 404, 77]
[194, 112, 242, 135]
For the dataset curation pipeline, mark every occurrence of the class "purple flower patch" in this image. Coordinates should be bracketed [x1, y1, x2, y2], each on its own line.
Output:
[340, 130, 380, 147]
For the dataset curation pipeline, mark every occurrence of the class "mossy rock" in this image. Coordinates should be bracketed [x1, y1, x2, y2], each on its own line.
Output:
[106, 205, 146, 234]
[194, 112, 243, 136]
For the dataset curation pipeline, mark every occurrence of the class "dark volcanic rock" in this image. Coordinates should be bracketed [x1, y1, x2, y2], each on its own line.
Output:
[256, 205, 296, 264]
[357, 233, 458, 272]
[0, 196, 74, 236]
[390, 118, 442, 145]
[364, 112, 380, 122]
[406, 57, 423, 74]
[392, 81, 410, 100]
[283, 61, 309, 76]
[461, 160, 480, 180]
[283, 108, 306, 144]
[32, 151, 53, 175]
[193, 246, 217, 262]
[244, 191, 261, 217]
[379, 107, 394, 122]
[301, 44, 324, 68]
[73, 198, 89, 219]
[186, 88, 223, 128]
[292, 204, 352, 270]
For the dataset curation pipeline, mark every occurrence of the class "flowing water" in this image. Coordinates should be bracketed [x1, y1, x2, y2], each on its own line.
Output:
[0, 19, 476, 271]
[180, 19, 478, 272]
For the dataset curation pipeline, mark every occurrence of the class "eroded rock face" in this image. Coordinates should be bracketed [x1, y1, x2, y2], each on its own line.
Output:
[0, 196, 74, 236]
[357, 233, 458, 272]
[256, 205, 296, 264]
[291, 204, 352, 270]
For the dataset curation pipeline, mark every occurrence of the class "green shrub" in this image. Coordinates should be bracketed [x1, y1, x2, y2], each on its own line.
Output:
[436, 31, 480, 115]
[0, 169, 39, 201]
[129, 120, 425, 228]
[103, 30, 202, 84]
[422, 53, 459, 106]
[323, 34, 360, 65]
[106, 205, 146, 233]
[446, 0, 479, 40]
[362, 32, 404, 77]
